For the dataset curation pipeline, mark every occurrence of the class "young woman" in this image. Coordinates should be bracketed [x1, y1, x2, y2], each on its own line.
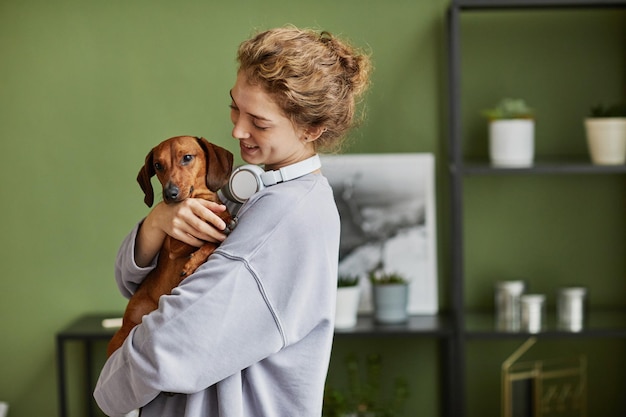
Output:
[94, 26, 370, 417]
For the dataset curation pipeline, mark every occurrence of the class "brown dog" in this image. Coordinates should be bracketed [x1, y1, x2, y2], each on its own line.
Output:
[107, 136, 235, 357]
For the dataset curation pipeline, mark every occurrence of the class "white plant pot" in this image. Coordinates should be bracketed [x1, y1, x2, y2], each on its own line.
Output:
[335, 286, 360, 329]
[584, 118, 626, 165]
[489, 119, 535, 167]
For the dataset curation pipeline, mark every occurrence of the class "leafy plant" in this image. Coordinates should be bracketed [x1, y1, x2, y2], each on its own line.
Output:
[323, 353, 409, 417]
[589, 101, 626, 118]
[338, 275, 360, 288]
[368, 271, 408, 286]
[482, 98, 534, 120]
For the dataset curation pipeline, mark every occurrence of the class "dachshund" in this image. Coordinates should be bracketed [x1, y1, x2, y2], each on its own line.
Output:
[107, 136, 235, 357]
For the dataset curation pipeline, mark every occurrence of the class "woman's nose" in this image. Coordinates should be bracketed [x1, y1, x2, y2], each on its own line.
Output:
[231, 120, 250, 140]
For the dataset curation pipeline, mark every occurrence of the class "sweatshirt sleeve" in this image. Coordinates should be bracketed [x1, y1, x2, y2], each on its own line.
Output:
[114, 221, 157, 299]
[94, 252, 285, 415]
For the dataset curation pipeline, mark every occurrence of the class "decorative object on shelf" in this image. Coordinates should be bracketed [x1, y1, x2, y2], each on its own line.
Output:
[502, 337, 587, 417]
[584, 102, 626, 165]
[321, 153, 438, 315]
[369, 271, 409, 324]
[520, 294, 546, 334]
[483, 98, 535, 167]
[323, 352, 409, 417]
[335, 276, 361, 329]
[494, 280, 526, 332]
[557, 287, 588, 332]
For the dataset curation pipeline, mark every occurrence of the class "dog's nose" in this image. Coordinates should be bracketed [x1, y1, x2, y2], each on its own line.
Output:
[164, 185, 180, 201]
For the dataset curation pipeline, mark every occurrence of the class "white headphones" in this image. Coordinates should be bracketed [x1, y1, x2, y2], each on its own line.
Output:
[219, 154, 322, 204]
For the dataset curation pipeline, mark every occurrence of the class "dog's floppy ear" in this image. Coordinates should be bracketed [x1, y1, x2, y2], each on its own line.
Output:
[196, 137, 234, 192]
[137, 148, 156, 207]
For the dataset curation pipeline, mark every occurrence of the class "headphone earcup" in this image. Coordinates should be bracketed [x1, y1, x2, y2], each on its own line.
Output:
[226, 164, 266, 203]
[220, 155, 321, 205]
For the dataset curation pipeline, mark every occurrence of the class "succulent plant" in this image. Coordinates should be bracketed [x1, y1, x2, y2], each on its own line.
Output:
[589, 101, 626, 118]
[482, 98, 534, 120]
[368, 271, 408, 285]
[338, 275, 360, 287]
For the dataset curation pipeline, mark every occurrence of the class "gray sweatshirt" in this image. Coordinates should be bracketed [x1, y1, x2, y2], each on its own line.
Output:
[94, 173, 339, 417]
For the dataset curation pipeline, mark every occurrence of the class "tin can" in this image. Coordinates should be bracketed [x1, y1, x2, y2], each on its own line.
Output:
[495, 281, 525, 331]
[520, 294, 546, 333]
[558, 287, 587, 332]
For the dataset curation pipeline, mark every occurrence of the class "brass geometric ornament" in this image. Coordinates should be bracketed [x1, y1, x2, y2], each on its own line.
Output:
[502, 337, 587, 417]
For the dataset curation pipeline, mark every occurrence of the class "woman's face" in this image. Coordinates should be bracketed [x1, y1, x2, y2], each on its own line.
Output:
[229, 72, 314, 170]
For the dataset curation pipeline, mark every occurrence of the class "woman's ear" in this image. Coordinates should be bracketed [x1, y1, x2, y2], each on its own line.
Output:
[304, 126, 326, 142]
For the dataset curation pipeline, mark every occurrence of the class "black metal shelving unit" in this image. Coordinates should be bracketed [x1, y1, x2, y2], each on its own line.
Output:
[447, 0, 626, 416]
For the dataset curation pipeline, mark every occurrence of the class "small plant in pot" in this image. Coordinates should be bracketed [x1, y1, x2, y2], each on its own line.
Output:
[323, 352, 409, 417]
[584, 101, 626, 165]
[335, 275, 361, 329]
[369, 271, 409, 325]
[482, 98, 535, 168]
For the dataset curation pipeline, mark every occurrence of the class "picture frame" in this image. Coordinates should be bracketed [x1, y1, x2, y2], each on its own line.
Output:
[321, 153, 438, 314]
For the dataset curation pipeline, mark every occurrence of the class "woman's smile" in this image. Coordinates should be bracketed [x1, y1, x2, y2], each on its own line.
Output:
[240, 141, 260, 155]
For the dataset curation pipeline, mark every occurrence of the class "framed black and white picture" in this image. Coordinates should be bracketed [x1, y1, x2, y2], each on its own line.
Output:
[321, 153, 438, 314]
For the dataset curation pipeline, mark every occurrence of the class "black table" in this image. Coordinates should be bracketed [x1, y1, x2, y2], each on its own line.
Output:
[56, 314, 119, 417]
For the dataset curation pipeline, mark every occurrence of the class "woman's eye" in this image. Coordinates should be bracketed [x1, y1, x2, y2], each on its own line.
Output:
[253, 120, 269, 130]
[229, 102, 268, 130]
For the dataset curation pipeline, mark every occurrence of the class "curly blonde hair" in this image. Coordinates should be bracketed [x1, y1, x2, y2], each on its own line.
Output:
[236, 26, 372, 152]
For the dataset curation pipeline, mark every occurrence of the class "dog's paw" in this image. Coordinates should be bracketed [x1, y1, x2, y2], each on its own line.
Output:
[181, 253, 202, 277]
[180, 263, 195, 277]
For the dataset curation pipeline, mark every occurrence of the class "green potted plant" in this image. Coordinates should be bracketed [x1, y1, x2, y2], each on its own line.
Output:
[482, 98, 535, 168]
[323, 353, 409, 417]
[369, 271, 409, 324]
[584, 101, 626, 165]
[335, 275, 361, 329]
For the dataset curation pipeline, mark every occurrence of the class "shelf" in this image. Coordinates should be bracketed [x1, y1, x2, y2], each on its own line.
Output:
[333, 314, 454, 338]
[452, 0, 626, 11]
[455, 159, 626, 175]
[57, 313, 118, 341]
[58, 313, 454, 341]
[464, 310, 626, 339]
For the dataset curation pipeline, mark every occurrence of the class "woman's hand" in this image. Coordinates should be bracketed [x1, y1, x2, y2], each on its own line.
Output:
[134, 199, 229, 267]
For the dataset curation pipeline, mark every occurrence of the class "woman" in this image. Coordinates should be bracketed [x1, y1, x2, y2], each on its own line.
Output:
[94, 26, 370, 417]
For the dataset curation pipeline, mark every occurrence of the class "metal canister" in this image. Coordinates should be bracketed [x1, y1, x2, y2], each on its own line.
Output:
[520, 294, 546, 334]
[495, 280, 525, 331]
[558, 287, 587, 332]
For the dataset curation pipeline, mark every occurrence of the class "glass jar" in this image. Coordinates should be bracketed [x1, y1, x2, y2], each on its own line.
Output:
[495, 280, 525, 331]
[520, 294, 546, 334]
[557, 287, 587, 332]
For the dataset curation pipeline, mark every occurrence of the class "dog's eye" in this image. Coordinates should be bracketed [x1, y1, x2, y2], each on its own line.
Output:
[154, 162, 163, 172]
[182, 154, 194, 164]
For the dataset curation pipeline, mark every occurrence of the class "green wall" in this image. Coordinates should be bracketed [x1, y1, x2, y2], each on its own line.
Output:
[0, 1, 446, 416]
[0, 1, 623, 417]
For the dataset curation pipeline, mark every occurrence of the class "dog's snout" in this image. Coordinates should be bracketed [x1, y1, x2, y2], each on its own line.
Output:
[164, 184, 180, 202]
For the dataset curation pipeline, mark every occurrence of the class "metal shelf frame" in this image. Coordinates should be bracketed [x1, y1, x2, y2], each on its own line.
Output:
[446, 1, 626, 415]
